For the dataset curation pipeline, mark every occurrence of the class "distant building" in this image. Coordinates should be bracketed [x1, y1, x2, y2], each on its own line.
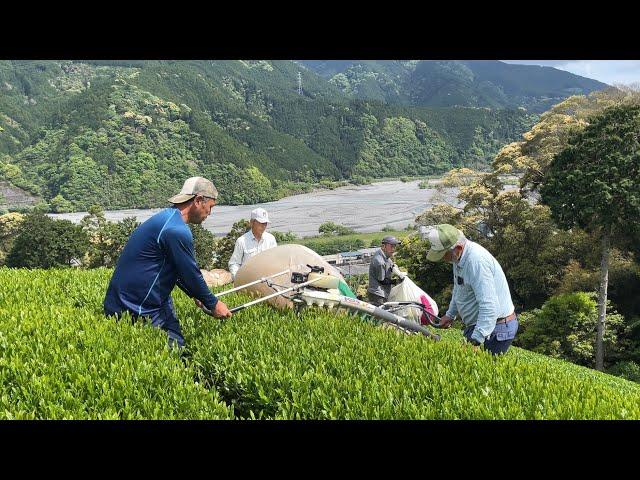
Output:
[322, 247, 379, 276]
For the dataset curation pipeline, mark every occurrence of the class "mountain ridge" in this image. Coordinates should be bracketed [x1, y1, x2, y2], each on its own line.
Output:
[299, 60, 607, 112]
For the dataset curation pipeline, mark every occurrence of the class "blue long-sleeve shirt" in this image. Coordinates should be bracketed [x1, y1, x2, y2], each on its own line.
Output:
[445, 240, 514, 344]
[104, 207, 218, 318]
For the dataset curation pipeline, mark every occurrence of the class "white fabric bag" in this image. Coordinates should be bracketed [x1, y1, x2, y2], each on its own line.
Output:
[387, 277, 439, 324]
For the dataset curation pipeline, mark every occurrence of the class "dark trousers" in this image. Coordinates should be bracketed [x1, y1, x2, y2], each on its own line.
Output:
[463, 317, 519, 355]
[367, 292, 387, 307]
[104, 298, 185, 349]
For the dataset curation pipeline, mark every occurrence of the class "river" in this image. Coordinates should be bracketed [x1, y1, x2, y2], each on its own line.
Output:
[49, 180, 471, 238]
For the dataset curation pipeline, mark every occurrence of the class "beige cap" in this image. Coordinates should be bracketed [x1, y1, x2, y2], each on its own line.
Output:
[168, 177, 218, 204]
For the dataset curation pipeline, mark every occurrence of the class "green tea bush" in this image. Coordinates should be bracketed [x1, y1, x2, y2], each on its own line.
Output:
[3, 268, 640, 420]
[176, 290, 640, 420]
[0, 268, 232, 419]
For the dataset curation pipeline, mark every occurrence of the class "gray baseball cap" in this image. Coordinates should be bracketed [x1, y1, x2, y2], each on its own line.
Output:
[168, 177, 218, 204]
[382, 235, 401, 245]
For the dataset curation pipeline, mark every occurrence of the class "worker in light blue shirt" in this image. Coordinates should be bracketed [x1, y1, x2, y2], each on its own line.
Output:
[422, 224, 518, 355]
[104, 177, 232, 348]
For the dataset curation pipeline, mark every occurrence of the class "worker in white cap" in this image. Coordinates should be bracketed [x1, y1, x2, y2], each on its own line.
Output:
[228, 208, 278, 279]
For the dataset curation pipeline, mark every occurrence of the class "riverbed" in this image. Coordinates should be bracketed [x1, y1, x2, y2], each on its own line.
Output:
[49, 180, 468, 238]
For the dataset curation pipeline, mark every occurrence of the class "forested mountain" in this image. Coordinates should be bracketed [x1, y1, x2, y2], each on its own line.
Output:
[299, 60, 607, 112]
[0, 60, 540, 212]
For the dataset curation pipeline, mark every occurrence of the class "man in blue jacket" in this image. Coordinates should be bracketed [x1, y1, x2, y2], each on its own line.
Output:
[104, 176, 232, 348]
[423, 224, 518, 355]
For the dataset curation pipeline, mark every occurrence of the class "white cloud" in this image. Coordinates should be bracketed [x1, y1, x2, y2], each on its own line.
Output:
[502, 60, 640, 86]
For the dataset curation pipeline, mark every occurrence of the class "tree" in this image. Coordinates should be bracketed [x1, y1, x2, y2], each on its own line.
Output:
[50, 194, 73, 213]
[318, 221, 356, 236]
[540, 104, 640, 370]
[189, 223, 217, 270]
[272, 230, 297, 243]
[493, 87, 640, 192]
[0, 212, 25, 266]
[212, 219, 250, 270]
[80, 206, 139, 267]
[6, 212, 89, 268]
[514, 292, 628, 368]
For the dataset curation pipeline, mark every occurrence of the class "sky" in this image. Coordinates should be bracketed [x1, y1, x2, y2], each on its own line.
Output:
[502, 60, 640, 86]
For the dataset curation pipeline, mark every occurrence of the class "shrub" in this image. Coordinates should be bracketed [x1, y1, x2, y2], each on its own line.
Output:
[303, 238, 365, 256]
[272, 231, 298, 243]
[189, 223, 217, 270]
[607, 361, 640, 383]
[3, 268, 640, 420]
[6, 212, 89, 268]
[0, 268, 232, 419]
[177, 288, 640, 419]
[212, 219, 250, 269]
[318, 221, 356, 236]
[514, 292, 629, 368]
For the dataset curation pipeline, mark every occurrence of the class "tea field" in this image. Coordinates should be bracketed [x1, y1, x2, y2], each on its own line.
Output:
[2, 268, 639, 419]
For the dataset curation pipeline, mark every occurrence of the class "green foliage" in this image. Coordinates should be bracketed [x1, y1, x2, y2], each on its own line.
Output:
[0, 212, 24, 266]
[271, 230, 297, 243]
[607, 361, 640, 383]
[178, 288, 640, 419]
[304, 60, 605, 113]
[303, 238, 365, 256]
[49, 194, 73, 213]
[80, 206, 139, 268]
[206, 164, 279, 205]
[556, 253, 640, 321]
[189, 223, 217, 270]
[350, 175, 373, 185]
[0, 60, 536, 211]
[212, 219, 250, 270]
[0, 268, 232, 419]
[6, 212, 89, 268]
[539, 103, 640, 370]
[514, 292, 629, 368]
[353, 115, 453, 177]
[318, 221, 356, 236]
[540, 104, 640, 241]
[494, 87, 640, 191]
[481, 193, 596, 309]
[343, 273, 369, 299]
[2, 268, 640, 419]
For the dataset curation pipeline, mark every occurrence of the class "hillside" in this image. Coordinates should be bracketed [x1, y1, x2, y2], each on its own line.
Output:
[0, 60, 536, 212]
[299, 60, 607, 112]
[2, 267, 639, 419]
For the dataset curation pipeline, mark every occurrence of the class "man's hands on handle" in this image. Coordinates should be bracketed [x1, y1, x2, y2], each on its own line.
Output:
[439, 314, 453, 329]
[194, 298, 232, 318]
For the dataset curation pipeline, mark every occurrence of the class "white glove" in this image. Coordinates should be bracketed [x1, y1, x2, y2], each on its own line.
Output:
[392, 264, 407, 280]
